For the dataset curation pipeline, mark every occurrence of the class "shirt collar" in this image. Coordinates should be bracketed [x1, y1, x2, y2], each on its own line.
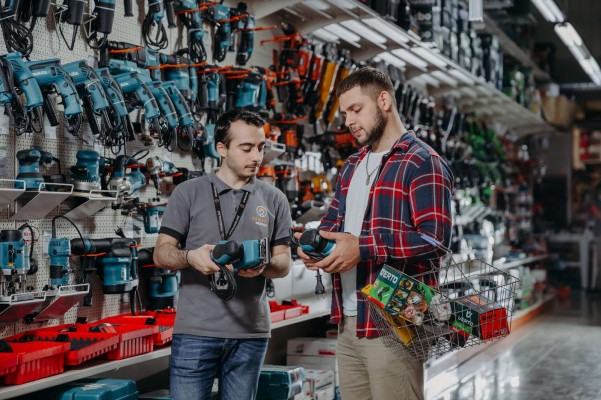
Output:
[358, 130, 414, 157]
[208, 173, 256, 194]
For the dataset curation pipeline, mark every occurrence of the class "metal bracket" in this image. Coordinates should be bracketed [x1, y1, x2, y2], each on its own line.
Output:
[11, 183, 74, 220]
[0, 179, 26, 210]
[64, 190, 118, 219]
[0, 292, 46, 326]
[29, 284, 90, 322]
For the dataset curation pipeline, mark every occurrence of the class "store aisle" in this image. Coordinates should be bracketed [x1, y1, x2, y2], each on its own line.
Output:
[426, 292, 601, 400]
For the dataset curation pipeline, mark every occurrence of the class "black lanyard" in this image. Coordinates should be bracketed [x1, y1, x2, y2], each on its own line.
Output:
[211, 183, 250, 240]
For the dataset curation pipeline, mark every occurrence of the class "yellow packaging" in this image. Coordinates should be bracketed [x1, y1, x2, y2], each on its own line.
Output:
[362, 284, 416, 345]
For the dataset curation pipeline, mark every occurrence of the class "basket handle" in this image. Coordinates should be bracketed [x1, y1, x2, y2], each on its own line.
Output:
[419, 234, 451, 254]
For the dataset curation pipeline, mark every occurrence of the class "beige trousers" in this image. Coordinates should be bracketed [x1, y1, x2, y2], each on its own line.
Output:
[337, 316, 425, 400]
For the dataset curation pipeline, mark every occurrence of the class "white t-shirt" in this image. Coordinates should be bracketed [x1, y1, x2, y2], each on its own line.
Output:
[340, 150, 387, 316]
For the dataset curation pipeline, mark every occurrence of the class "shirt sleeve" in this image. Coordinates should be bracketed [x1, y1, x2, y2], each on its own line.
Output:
[158, 184, 191, 246]
[271, 190, 292, 247]
[358, 155, 453, 264]
[318, 165, 344, 233]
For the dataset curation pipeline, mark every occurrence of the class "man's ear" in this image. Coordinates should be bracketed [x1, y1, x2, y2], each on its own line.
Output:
[378, 91, 394, 112]
[216, 141, 228, 158]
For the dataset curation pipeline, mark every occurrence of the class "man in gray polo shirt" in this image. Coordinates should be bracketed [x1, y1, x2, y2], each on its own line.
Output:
[153, 109, 292, 400]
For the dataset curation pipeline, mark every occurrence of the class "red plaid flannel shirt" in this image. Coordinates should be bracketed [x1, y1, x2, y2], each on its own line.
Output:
[319, 131, 454, 337]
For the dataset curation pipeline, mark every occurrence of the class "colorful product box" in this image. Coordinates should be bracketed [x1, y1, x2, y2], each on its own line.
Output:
[367, 265, 438, 320]
[451, 295, 510, 340]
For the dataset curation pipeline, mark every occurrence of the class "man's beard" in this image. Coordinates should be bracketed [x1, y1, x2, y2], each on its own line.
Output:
[359, 107, 386, 147]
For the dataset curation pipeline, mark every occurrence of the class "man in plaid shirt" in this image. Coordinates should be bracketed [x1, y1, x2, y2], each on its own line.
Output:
[297, 67, 453, 400]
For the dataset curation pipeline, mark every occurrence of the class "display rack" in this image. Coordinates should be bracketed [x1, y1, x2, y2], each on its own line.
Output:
[63, 191, 119, 220]
[10, 183, 74, 221]
[0, 180, 25, 210]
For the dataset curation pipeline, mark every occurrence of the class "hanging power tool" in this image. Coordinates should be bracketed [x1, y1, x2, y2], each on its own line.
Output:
[141, 198, 166, 234]
[159, 52, 199, 115]
[47, 220, 72, 289]
[232, 3, 255, 66]
[95, 67, 137, 144]
[70, 150, 103, 192]
[56, 0, 86, 50]
[105, 155, 147, 209]
[207, 2, 231, 62]
[70, 237, 139, 308]
[0, 0, 34, 58]
[211, 238, 270, 271]
[0, 52, 44, 134]
[173, 0, 207, 64]
[16, 0, 51, 34]
[143, 0, 169, 50]
[87, 0, 117, 59]
[25, 58, 83, 137]
[62, 60, 118, 141]
[0, 57, 29, 133]
[138, 247, 179, 310]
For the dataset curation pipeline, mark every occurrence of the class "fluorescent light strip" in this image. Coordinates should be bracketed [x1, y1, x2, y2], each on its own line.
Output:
[375, 52, 407, 69]
[306, 0, 330, 11]
[312, 28, 339, 43]
[340, 20, 387, 44]
[412, 47, 448, 69]
[363, 18, 410, 44]
[555, 22, 583, 47]
[323, 23, 361, 43]
[531, 0, 564, 23]
[431, 71, 458, 87]
[448, 69, 475, 85]
[327, 0, 355, 10]
[391, 49, 428, 70]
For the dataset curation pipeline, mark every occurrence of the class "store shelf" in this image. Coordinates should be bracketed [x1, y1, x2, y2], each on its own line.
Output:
[493, 254, 548, 270]
[272, 310, 331, 329]
[0, 347, 172, 399]
[443, 254, 548, 285]
[255, 0, 552, 135]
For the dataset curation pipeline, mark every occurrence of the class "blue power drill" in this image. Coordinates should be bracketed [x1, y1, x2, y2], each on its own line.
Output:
[143, 197, 166, 234]
[298, 229, 335, 260]
[70, 149, 102, 192]
[25, 58, 84, 136]
[0, 229, 31, 296]
[107, 155, 147, 208]
[202, 123, 220, 160]
[111, 71, 162, 134]
[172, 0, 207, 64]
[138, 247, 179, 310]
[211, 238, 270, 270]
[95, 67, 136, 139]
[48, 237, 71, 288]
[207, 3, 231, 62]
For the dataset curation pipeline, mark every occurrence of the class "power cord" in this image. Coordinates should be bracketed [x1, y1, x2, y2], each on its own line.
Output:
[209, 265, 237, 301]
[0, 2, 34, 58]
[17, 223, 37, 275]
[290, 232, 327, 296]
[142, 11, 168, 50]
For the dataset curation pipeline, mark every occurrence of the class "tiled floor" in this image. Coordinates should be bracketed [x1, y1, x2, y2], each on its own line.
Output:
[426, 291, 601, 400]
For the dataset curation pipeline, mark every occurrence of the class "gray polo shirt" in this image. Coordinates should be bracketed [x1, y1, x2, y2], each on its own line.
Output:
[159, 173, 291, 339]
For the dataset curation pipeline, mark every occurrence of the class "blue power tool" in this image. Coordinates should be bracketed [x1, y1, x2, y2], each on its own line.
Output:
[48, 237, 70, 288]
[70, 237, 139, 306]
[107, 155, 147, 208]
[142, 198, 166, 234]
[202, 123, 220, 160]
[70, 149, 102, 192]
[0, 229, 31, 296]
[298, 229, 335, 260]
[15, 149, 44, 190]
[208, 3, 231, 62]
[138, 247, 179, 310]
[211, 238, 270, 270]
[25, 58, 83, 136]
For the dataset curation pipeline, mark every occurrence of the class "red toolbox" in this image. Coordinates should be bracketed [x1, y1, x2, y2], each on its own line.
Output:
[33, 323, 156, 360]
[98, 314, 173, 346]
[2, 342, 70, 385]
[8, 331, 120, 366]
[0, 353, 18, 378]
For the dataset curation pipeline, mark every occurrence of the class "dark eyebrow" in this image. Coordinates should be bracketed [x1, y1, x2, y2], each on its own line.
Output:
[238, 141, 266, 147]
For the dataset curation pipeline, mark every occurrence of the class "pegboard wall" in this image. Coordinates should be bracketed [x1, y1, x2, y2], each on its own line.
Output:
[0, 0, 278, 338]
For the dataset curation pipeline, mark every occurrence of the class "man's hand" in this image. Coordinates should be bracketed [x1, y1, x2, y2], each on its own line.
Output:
[237, 265, 266, 278]
[314, 231, 360, 274]
[187, 244, 221, 275]
[294, 232, 321, 271]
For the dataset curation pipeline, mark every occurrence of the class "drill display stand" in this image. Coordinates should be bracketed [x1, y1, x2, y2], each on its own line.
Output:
[10, 183, 73, 220]
[0, 179, 26, 209]
[0, 292, 46, 327]
[64, 190, 118, 220]
[27, 283, 90, 323]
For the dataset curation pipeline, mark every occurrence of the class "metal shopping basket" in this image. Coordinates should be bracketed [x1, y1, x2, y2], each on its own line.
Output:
[361, 235, 519, 363]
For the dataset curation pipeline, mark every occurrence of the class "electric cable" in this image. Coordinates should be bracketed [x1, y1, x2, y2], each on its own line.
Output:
[209, 265, 237, 301]
[17, 223, 37, 275]
[142, 10, 168, 50]
[0, 2, 34, 58]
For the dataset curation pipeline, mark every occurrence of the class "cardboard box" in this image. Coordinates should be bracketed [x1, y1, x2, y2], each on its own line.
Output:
[287, 354, 339, 387]
[451, 295, 509, 340]
[287, 338, 336, 357]
[302, 369, 335, 400]
[367, 265, 438, 319]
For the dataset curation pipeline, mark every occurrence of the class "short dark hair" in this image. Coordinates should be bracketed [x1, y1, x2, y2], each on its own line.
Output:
[335, 67, 395, 104]
[214, 109, 266, 149]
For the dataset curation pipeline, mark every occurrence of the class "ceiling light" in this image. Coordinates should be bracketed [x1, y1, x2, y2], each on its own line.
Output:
[375, 52, 406, 69]
[531, 0, 564, 23]
[580, 58, 601, 85]
[555, 22, 583, 47]
[323, 23, 361, 43]
[391, 49, 428, 70]
[363, 18, 410, 44]
[312, 28, 339, 43]
[328, 0, 355, 9]
[340, 20, 387, 44]
[431, 71, 458, 87]
[412, 47, 448, 68]
[449, 69, 475, 85]
[306, 0, 330, 11]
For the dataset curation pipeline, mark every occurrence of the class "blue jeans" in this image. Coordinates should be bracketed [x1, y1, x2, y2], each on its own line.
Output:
[170, 334, 269, 400]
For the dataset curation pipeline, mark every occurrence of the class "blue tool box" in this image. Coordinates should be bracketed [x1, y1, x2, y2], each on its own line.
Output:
[257, 365, 305, 400]
[36, 378, 138, 400]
